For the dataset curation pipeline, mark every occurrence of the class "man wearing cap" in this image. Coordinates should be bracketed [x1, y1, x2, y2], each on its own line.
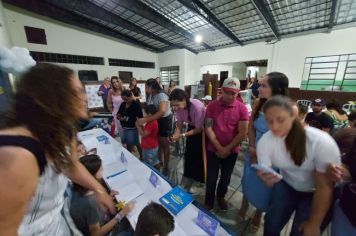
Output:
[204, 77, 249, 210]
[305, 98, 334, 133]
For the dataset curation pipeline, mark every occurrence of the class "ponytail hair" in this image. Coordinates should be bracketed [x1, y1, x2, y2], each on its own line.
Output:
[146, 78, 163, 91]
[263, 95, 306, 166]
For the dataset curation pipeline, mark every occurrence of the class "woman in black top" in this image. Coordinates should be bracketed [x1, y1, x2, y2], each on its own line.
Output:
[129, 77, 141, 101]
[118, 90, 143, 157]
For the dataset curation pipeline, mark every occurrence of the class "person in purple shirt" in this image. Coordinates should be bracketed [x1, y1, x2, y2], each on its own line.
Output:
[97, 77, 111, 111]
[169, 89, 206, 191]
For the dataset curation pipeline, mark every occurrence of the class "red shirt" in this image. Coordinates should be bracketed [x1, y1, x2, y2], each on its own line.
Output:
[141, 120, 158, 149]
[206, 98, 249, 153]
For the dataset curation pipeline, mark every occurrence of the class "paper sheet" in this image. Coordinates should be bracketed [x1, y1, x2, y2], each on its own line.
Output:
[96, 143, 117, 165]
[107, 171, 143, 203]
[103, 162, 126, 178]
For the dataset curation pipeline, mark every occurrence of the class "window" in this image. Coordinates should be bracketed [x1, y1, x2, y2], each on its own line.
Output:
[108, 58, 155, 68]
[119, 71, 133, 83]
[30, 51, 104, 65]
[301, 53, 356, 92]
[160, 66, 179, 86]
[24, 26, 47, 45]
[78, 70, 98, 81]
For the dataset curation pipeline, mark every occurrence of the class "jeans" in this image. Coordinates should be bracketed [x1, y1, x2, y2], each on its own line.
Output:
[264, 180, 330, 236]
[331, 200, 356, 236]
[121, 128, 139, 145]
[142, 147, 159, 166]
[205, 151, 237, 207]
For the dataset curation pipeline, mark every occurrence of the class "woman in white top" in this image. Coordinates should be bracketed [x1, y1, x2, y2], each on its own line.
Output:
[0, 63, 115, 235]
[256, 95, 340, 236]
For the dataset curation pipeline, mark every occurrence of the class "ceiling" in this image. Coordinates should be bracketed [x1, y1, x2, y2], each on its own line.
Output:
[3, 0, 356, 53]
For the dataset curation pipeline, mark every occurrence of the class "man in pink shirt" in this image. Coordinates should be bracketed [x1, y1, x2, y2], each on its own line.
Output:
[205, 77, 249, 210]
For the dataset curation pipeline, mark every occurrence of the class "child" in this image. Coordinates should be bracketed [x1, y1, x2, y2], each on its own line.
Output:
[118, 90, 143, 157]
[70, 154, 134, 236]
[134, 202, 174, 236]
[135, 104, 160, 169]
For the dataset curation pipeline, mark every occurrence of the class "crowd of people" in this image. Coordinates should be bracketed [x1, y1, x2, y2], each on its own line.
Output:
[0, 62, 355, 236]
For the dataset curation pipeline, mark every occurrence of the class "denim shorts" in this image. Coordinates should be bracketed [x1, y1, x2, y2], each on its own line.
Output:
[121, 128, 139, 145]
[142, 147, 159, 166]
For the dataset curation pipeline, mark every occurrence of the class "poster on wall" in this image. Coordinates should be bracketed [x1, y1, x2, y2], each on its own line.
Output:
[85, 83, 104, 109]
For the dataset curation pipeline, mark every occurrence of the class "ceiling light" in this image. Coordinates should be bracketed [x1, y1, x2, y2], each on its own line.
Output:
[195, 35, 203, 43]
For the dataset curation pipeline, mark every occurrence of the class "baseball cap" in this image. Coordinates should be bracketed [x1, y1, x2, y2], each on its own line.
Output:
[222, 77, 240, 93]
[201, 95, 212, 101]
[312, 98, 325, 106]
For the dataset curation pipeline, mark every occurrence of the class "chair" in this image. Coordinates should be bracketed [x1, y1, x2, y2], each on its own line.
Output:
[297, 100, 312, 107]
[342, 104, 356, 114]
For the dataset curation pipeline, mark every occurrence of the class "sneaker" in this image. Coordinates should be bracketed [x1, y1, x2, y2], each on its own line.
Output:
[217, 197, 228, 210]
[189, 182, 203, 195]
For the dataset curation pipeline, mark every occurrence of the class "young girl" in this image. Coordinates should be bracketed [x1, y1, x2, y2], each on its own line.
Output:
[118, 90, 143, 157]
[70, 155, 134, 236]
[136, 104, 160, 169]
[129, 77, 141, 101]
[257, 95, 340, 236]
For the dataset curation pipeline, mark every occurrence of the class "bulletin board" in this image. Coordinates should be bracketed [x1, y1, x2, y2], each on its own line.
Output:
[83, 81, 104, 109]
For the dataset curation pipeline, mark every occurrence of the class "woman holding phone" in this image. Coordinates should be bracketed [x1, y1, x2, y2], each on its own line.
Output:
[256, 95, 340, 236]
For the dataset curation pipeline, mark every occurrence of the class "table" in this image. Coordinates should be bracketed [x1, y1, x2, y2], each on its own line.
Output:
[78, 128, 234, 236]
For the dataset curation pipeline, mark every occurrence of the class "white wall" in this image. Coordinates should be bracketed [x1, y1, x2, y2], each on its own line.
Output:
[258, 67, 267, 77]
[200, 64, 232, 80]
[268, 27, 356, 87]
[232, 63, 247, 80]
[2, 5, 159, 81]
[186, 27, 356, 88]
[0, 1, 11, 47]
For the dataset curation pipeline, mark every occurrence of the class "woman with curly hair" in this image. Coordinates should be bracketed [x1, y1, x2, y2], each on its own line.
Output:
[0, 63, 115, 235]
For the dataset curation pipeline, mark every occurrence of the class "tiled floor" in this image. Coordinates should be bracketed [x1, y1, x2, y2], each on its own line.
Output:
[170, 148, 266, 236]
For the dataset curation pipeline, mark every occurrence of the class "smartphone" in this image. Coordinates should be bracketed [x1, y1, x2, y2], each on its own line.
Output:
[251, 163, 283, 179]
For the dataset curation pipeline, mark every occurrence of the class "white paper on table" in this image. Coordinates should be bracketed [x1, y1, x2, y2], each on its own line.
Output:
[103, 162, 126, 179]
[96, 143, 117, 165]
[80, 136, 98, 151]
[114, 182, 143, 203]
[107, 171, 143, 203]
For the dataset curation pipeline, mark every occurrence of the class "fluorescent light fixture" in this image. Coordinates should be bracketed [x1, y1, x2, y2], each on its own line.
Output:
[194, 35, 203, 43]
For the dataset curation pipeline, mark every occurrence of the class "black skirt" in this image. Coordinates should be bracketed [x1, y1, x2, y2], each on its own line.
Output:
[183, 125, 205, 183]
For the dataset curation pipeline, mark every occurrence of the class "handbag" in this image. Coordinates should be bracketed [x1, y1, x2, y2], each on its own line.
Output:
[241, 151, 272, 212]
